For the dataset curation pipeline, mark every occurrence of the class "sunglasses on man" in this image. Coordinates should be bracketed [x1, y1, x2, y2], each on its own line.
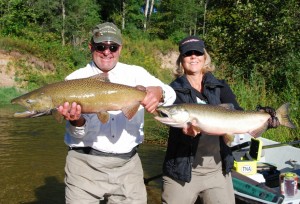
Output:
[93, 43, 120, 53]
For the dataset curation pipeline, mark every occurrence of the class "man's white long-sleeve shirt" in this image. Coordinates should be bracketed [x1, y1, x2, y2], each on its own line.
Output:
[64, 61, 176, 153]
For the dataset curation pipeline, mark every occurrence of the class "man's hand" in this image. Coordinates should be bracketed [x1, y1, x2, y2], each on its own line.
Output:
[141, 86, 163, 114]
[57, 102, 85, 126]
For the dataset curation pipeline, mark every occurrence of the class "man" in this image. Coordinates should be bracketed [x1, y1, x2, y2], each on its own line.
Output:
[58, 22, 176, 204]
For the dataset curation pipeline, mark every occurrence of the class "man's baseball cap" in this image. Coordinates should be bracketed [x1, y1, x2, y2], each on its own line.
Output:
[179, 36, 205, 55]
[92, 22, 122, 45]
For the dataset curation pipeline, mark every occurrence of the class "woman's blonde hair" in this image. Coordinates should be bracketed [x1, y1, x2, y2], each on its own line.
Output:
[174, 49, 215, 77]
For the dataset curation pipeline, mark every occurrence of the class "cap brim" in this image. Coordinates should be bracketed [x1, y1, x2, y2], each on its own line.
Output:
[180, 43, 204, 54]
[93, 34, 122, 45]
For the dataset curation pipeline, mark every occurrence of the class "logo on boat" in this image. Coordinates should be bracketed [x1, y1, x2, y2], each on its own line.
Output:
[241, 165, 252, 173]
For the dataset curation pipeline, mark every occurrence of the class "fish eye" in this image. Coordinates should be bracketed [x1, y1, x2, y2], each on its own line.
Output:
[26, 99, 35, 104]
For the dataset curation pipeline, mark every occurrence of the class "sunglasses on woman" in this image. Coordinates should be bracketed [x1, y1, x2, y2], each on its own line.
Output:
[183, 50, 204, 57]
[93, 43, 120, 53]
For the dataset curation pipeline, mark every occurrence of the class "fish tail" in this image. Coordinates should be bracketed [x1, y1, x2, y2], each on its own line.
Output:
[276, 103, 296, 128]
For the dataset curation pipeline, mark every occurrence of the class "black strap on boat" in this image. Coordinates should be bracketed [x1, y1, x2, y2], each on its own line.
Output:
[230, 141, 251, 152]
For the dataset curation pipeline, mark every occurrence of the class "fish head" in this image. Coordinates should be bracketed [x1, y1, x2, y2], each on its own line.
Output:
[154, 105, 190, 128]
[11, 91, 54, 118]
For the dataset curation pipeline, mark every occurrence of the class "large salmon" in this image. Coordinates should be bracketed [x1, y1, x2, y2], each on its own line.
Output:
[11, 77, 146, 123]
[155, 103, 296, 138]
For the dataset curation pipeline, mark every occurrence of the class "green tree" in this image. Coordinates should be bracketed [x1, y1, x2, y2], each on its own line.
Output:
[205, 0, 300, 91]
[0, 0, 100, 45]
[95, 0, 145, 36]
[153, 0, 205, 42]
[64, 0, 100, 46]
[0, 0, 37, 35]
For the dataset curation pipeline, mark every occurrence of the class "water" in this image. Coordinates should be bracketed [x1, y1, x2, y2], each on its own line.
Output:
[0, 105, 165, 204]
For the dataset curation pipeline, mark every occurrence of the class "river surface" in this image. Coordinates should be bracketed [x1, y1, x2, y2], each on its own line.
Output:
[0, 105, 165, 204]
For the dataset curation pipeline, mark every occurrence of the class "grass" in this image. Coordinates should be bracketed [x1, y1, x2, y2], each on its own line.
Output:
[0, 87, 22, 104]
[229, 76, 299, 144]
[144, 112, 169, 145]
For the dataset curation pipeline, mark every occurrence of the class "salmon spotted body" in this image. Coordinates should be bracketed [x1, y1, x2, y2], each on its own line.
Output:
[155, 103, 295, 138]
[11, 77, 146, 123]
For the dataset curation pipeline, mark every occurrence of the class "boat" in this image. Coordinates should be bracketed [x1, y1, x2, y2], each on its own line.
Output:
[143, 136, 300, 204]
[232, 135, 300, 204]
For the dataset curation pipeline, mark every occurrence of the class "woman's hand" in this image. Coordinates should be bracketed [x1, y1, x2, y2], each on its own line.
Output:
[182, 119, 201, 137]
[256, 105, 280, 128]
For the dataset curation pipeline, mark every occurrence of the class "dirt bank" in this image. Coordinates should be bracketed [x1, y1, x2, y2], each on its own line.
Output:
[0, 49, 178, 88]
[0, 50, 16, 87]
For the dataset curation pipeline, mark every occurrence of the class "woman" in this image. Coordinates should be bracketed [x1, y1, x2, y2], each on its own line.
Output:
[161, 36, 241, 204]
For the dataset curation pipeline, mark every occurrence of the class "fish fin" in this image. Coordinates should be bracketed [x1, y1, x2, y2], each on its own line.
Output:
[276, 103, 296, 128]
[89, 73, 110, 82]
[52, 109, 64, 123]
[223, 134, 235, 146]
[249, 123, 268, 138]
[154, 116, 186, 128]
[122, 103, 140, 120]
[136, 85, 146, 92]
[218, 103, 235, 110]
[97, 112, 110, 123]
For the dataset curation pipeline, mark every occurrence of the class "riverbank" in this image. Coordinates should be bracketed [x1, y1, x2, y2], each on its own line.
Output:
[1, 38, 298, 144]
